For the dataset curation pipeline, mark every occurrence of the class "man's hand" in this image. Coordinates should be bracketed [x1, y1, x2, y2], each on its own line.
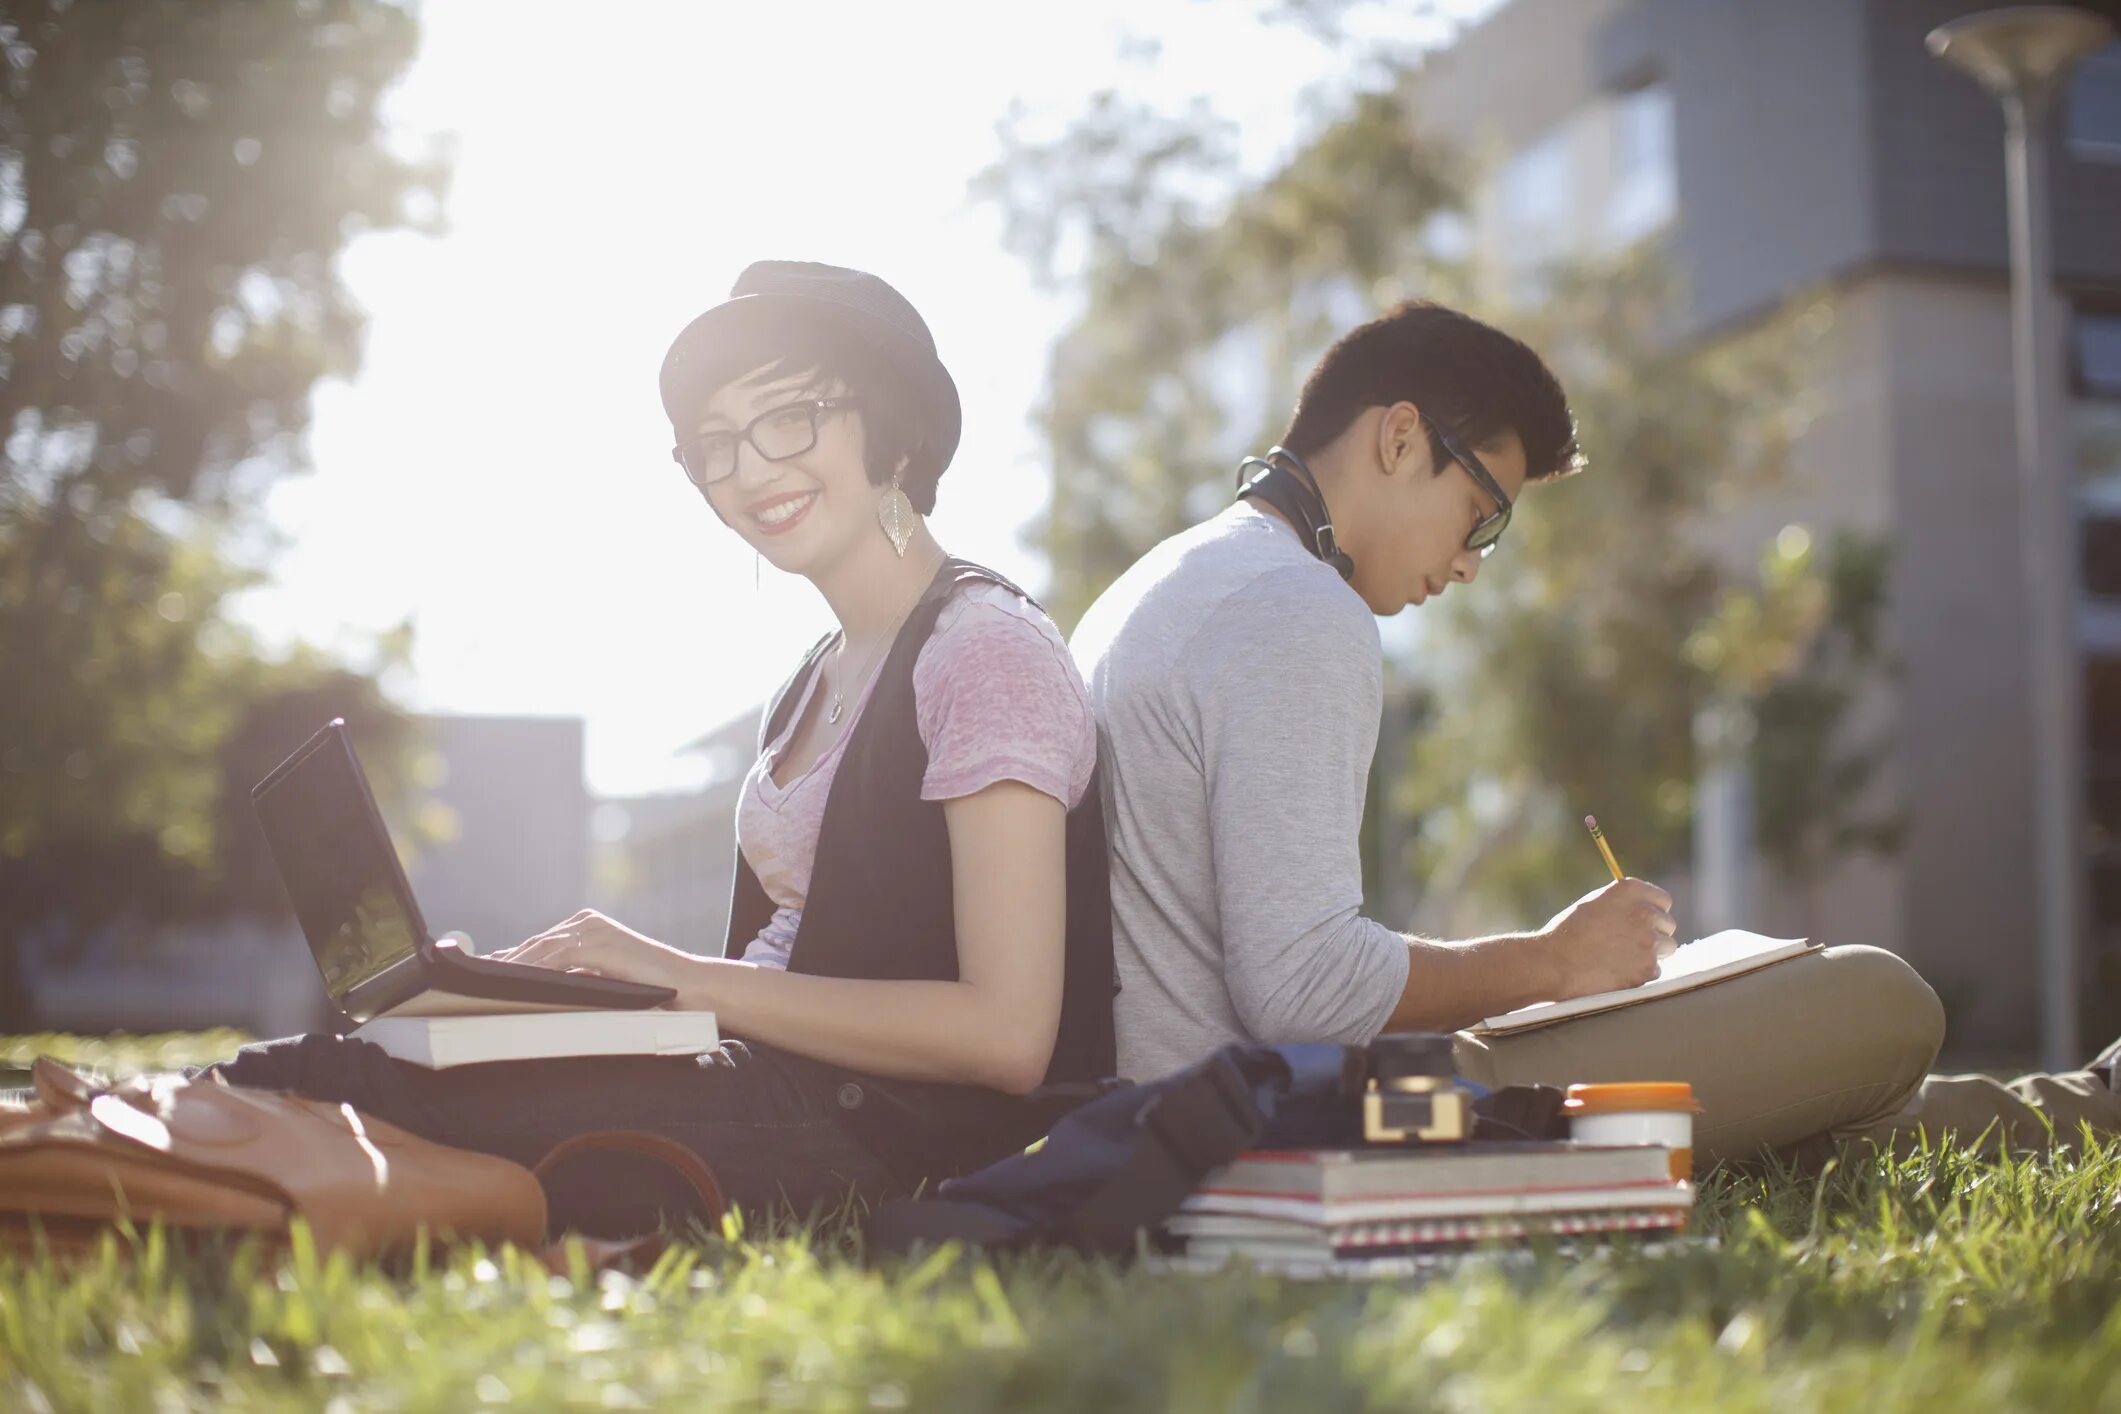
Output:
[1537, 878, 1678, 1000]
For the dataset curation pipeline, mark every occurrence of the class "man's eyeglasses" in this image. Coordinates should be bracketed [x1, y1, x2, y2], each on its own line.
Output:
[1431, 420, 1513, 557]
[670, 397, 858, 490]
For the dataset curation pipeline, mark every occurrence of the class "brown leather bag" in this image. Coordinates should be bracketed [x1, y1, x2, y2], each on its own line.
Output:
[0, 1057, 726, 1264]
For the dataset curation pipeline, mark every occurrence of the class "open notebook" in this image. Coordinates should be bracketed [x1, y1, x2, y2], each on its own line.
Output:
[1470, 930, 1817, 1037]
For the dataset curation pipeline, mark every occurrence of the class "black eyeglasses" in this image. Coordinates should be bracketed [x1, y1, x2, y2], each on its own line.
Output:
[1431, 421, 1513, 557]
[670, 397, 858, 489]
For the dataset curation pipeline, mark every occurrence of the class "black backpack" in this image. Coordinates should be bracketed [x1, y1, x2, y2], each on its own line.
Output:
[866, 1043, 1567, 1258]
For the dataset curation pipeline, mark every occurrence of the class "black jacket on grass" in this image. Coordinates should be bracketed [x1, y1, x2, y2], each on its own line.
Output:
[722, 559, 1119, 1180]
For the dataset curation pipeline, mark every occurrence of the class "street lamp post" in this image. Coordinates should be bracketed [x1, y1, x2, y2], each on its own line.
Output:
[1929, 5, 2116, 1072]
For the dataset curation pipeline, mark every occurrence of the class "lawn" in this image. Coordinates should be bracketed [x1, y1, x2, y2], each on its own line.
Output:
[4, 1034, 2119, 1412]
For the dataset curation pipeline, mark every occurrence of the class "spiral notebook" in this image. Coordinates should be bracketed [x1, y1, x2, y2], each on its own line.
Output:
[1170, 1204, 1692, 1260]
[1469, 929, 1816, 1037]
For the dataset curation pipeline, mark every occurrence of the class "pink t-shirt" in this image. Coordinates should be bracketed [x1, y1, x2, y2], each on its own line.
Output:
[735, 582, 1096, 968]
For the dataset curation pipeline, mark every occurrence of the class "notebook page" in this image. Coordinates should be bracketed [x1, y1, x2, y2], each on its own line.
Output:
[1657, 929, 1810, 981]
[1470, 929, 1813, 1035]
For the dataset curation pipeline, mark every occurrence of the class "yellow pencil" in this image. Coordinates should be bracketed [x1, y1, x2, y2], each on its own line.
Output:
[1584, 814, 1625, 883]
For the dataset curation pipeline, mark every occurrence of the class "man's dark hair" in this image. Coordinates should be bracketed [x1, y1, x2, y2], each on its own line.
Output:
[677, 319, 948, 513]
[1280, 300, 1582, 482]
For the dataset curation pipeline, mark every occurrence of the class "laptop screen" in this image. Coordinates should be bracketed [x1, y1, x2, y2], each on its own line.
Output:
[252, 725, 426, 1002]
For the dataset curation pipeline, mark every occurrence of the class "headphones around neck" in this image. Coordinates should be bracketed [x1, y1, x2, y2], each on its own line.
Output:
[1235, 445, 1356, 581]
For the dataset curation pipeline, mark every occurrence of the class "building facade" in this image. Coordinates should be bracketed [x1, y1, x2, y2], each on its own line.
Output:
[407, 714, 593, 954]
[1416, 0, 2121, 1057]
[588, 708, 759, 958]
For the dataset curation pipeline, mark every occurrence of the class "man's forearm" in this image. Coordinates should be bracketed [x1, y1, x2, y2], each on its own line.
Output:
[1381, 931, 1562, 1034]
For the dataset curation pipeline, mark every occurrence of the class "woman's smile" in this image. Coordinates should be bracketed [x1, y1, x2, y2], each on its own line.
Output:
[750, 488, 819, 535]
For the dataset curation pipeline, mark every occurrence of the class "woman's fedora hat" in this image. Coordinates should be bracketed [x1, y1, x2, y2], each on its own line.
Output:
[659, 261, 962, 474]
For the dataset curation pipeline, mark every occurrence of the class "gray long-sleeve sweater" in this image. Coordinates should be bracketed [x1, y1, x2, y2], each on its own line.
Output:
[1070, 502, 1411, 1081]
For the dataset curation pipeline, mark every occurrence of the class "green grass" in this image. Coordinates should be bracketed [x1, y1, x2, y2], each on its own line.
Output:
[0, 1030, 254, 1082]
[5, 1035, 2120, 1412]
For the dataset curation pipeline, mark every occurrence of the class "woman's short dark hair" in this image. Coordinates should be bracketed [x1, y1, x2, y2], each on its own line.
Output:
[1280, 300, 1582, 482]
[675, 316, 950, 513]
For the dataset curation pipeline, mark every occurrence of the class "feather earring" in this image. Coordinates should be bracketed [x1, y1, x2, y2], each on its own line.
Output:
[878, 474, 915, 557]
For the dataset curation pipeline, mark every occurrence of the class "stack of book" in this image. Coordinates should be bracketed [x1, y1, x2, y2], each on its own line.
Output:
[1168, 1141, 1692, 1274]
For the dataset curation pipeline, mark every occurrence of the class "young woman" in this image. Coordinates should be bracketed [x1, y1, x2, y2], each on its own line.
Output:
[215, 262, 1116, 1231]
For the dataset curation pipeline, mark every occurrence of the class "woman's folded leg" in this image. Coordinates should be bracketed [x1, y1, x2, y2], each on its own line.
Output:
[206, 1033, 906, 1232]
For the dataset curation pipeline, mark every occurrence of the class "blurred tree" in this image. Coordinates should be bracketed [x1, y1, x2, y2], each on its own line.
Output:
[199, 631, 432, 923]
[0, 0, 447, 1025]
[977, 86, 1457, 623]
[980, 45, 1896, 935]
[1691, 529, 1904, 939]
[1388, 258, 1826, 933]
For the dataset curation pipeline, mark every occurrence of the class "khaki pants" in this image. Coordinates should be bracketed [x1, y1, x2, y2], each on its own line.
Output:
[1448, 945, 2121, 1169]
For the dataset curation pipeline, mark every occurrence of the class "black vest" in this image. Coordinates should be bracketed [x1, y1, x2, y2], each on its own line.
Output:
[722, 560, 1117, 1179]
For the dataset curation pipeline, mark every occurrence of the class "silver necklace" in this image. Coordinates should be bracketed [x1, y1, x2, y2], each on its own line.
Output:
[826, 551, 945, 725]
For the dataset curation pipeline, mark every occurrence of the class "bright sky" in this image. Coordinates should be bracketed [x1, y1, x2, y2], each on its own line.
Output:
[232, 0, 1495, 797]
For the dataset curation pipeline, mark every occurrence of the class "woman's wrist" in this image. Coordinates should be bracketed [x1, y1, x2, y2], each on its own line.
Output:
[668, 952, 739, 1014]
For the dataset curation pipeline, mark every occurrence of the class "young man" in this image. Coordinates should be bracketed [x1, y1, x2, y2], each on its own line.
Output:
[1071, 300, 2120, 1166]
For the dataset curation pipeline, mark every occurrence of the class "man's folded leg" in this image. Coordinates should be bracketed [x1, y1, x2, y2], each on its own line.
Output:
[1447, 945, 1947, 1169]
[1839, 1059, 2121, 1157]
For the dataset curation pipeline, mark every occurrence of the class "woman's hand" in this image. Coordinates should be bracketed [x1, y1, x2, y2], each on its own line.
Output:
[491, 909, 707, 1001]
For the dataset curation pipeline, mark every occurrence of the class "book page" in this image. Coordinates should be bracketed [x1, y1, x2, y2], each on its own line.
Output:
[352, 1010, 718, 1067]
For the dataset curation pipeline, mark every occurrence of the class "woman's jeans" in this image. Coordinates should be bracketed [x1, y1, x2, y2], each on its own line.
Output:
[208, 1033, 907, 1235]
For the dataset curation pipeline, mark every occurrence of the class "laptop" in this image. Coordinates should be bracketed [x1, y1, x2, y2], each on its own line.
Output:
[252, 719, 675, 1025]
